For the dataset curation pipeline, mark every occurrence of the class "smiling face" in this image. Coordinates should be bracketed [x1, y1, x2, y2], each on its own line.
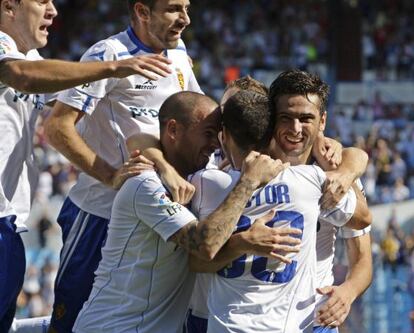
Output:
[5, 0, 57, 53]
[273, 94, 326, 161]
[174, 106, 221, 176]
[136, 0, 190, 53]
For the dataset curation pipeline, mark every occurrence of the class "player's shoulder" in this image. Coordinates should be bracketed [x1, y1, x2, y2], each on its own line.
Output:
[189, 168, 239, 192]
[0, 31, 22, 59]
[81, 30, 129, 62]
[167, 39, 188, 57]
[26, 49, 43, 61]
[119, 170, 162, 198]
[0, 31, 15, 46]
[283, 164, 325, 184]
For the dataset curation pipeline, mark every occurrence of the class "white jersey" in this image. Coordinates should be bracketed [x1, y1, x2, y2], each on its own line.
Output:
[0, 31, 45, 231]
[73, 170, 196, 333]
[58, 26, 202, 218]
[189, 166, 356, 333]
[314, 179, 371, 315]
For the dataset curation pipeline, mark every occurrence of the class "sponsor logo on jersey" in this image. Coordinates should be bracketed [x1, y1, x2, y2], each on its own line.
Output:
[12, 91, 45, 110]
[176, 68, 185, 90]
[135, 79, 157, 90]
[129, 106, 158, 118]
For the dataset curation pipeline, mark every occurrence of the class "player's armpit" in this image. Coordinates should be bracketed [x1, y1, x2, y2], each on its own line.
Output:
[343, 184, 372, 230]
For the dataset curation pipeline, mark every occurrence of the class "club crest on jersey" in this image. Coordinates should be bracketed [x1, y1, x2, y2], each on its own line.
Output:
[135, 79, 157, 90]
[176, 68, 185, 90]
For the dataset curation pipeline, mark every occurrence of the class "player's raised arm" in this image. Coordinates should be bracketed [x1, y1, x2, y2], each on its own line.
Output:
[0, 54, 172, 94]
[169, 152, 288, 261]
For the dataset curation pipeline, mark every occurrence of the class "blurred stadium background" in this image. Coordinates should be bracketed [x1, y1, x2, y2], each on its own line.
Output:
[19, 1, 414, 332]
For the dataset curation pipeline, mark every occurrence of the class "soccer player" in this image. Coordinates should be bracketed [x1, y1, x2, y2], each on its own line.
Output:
[268, 70, 372, 332]
[0, 0, 171, 331]
[44, 1, 207, 331]
[185, 74, 371, 333]
[72, 91, 288, 333]
[188, 90, 371, 332]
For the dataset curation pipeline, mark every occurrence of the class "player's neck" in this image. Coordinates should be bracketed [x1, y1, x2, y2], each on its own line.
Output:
[0, 25, 31, 54]
[130, 23, 164, 55]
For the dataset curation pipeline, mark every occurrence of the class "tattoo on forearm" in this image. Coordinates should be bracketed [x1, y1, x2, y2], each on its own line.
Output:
[176, 178, 257, 256]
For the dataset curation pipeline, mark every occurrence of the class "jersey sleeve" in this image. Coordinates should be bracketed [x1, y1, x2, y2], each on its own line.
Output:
[319, 187, 357, 227]
[189, 169, 238, 220]
[132, 173, 196, 242]
[57, 39, 119, 115]
[337, 178, 370, 238]
[338, 225, 371, 238]
[0, 32, 25, 62]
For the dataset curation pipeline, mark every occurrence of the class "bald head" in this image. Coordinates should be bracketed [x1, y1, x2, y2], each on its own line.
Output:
[159, 91, 218, 136]
[159, 91, 220, 176]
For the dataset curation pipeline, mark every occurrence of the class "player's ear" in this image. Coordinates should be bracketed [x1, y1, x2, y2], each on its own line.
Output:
[319, 111, 327, 132]
[1, 0, 17, 18]
[166, 119, 178, 141]
[134, 2, 151, 22]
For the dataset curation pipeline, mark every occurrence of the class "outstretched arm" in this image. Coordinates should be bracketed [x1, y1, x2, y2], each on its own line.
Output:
[0, 54, 172, 93]
[316, 232, 372, 327]
[169, 152, 289, 261]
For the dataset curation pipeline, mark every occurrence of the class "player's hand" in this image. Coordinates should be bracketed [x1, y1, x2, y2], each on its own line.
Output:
[239, 210, 302, 263]
[160, 166, 195, 205]
[312, 133, 342, 170]
[316, 285, 355, 327]
[115, 54, 172, 80]
[111, 150, 155, 190]
[320, 170, 354, 209]
[241, 151, 289, 189]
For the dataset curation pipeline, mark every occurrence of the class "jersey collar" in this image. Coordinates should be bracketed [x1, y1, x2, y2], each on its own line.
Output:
[127, 26, 165, 55]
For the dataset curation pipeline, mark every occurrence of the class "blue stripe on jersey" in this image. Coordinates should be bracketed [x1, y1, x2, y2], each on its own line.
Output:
[127, 26, 154, 53]
[82, 96, 93, 112]
[73, 88, 99, 99]
[88, 51, 105, 61]
[175, 46, 187, 52]
[135, 235, 161, 331]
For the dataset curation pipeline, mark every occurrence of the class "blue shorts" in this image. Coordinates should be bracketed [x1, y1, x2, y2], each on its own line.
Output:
[49, 198, 109, 333]
[0, 215, 25, 333]
[184, 309, 208, 333]
[313, 326, 339, 333]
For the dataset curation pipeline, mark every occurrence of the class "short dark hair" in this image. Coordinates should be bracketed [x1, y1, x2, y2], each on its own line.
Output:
[127, 0, 156, 18]
[224, 75, 268, 96]
[222, 90, 274, 152]
[159, 91, 217, 135]
[269, 69, 329, 115]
